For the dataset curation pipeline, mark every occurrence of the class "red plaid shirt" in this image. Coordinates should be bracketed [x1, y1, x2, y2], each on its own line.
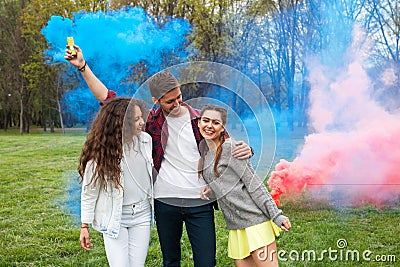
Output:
[105, 90, 203, 172]
[145, 102, 203, 172]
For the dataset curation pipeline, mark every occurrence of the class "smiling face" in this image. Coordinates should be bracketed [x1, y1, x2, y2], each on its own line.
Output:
[198, 109, 225, 144]
[153, 87, 183, 117]
[133, 105, 144, 135]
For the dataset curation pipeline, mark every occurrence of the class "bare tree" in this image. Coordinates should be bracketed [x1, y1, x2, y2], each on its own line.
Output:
[363, 0, 400, 110]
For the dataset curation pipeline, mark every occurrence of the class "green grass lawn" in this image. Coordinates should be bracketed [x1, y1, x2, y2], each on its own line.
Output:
[0, 130, 399, 266]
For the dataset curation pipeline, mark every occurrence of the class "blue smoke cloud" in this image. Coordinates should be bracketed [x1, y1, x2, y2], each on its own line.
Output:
[43, 7, 192, 219]
[42, 7, 192, 124]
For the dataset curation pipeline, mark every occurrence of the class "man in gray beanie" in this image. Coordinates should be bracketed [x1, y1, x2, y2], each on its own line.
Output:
[66, 47, 254, 267]
[146, 71, 186, 118]
[148, 71, 180, 101]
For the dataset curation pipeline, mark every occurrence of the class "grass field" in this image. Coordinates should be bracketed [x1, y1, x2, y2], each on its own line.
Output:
[0, 129, 399, 266]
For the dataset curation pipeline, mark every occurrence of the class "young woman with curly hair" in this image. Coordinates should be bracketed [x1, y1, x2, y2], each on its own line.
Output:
[78, 97, 153, 267]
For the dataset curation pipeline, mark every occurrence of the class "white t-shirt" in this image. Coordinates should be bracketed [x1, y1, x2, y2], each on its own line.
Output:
[154, 109, 207, 198]
[121, 136, 151, 205]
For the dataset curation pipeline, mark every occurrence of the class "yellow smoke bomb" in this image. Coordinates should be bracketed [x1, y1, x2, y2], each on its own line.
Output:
[67, 36, 77, 56]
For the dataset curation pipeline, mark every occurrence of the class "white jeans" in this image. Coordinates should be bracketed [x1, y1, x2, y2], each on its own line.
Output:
[103, 200, 151, 267]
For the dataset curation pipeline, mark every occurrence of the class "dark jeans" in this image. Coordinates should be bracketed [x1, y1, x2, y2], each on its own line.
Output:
[154, 198, 216, 267]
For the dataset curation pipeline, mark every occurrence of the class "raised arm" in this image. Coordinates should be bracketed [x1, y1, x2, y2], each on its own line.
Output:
[64, 45, 109, 102]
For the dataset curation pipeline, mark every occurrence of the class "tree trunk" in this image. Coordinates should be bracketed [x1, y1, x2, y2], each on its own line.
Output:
[42, 89, 47, 132]
[19, 96, 23, 134]
[299, 68, 310, 127]
[57, 98, 65, 134]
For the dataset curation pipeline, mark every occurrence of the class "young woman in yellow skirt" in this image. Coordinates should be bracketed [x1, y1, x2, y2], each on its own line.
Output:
[198, 104, 291, 267]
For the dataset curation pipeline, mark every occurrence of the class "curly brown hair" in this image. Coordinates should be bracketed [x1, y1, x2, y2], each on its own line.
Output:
[78, 97, 148, 190]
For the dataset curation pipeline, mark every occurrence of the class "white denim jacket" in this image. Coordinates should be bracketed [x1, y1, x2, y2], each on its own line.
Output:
[80, 132, 153, 238]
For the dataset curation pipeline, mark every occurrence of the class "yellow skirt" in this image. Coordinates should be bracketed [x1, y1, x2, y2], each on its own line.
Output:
[228, 220, 281, 259]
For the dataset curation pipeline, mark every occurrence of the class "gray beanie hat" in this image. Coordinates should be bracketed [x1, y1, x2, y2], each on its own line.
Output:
[148, 71, 180, 100]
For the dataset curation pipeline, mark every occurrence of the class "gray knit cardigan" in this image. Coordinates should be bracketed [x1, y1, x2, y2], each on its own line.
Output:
[201, 138, 287, 230]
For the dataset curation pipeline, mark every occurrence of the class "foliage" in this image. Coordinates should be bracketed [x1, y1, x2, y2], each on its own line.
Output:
[0, 0, 26, 132]
[0, 0, 399, 131]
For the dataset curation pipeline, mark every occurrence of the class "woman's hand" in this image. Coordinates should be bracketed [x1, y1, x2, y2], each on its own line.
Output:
[281, 218, 291, 232]
[79, 226, 93, 251]
[64, 45, 85, 69]
[200, 186, 211, 200]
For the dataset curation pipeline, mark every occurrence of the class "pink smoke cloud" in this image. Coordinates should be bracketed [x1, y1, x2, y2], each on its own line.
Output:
[268, 30, 400, 207]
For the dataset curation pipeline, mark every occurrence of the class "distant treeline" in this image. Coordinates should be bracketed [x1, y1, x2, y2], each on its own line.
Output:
[1, 0, 398, 133]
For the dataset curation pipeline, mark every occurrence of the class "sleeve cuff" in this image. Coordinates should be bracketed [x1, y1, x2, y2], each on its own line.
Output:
[100, 90, 117, 105]
[273, 214, 288, 228]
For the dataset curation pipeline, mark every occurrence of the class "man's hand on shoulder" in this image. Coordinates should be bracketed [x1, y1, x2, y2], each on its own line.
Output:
[231, 140, 253, 159]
